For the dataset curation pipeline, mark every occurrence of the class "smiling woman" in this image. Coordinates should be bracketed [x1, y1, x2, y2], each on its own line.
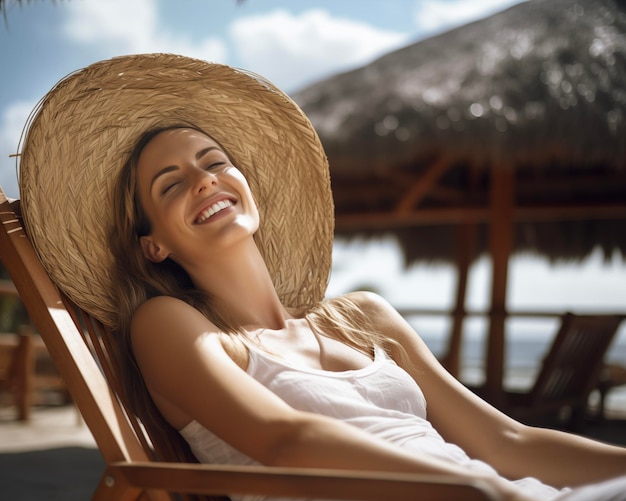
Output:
[126, 127, 260, 270]
[15, 53, 626, 501]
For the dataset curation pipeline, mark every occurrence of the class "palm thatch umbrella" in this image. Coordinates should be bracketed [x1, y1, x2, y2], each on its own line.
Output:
[294, 0, 626, 399]
[0, 0, 37, 16]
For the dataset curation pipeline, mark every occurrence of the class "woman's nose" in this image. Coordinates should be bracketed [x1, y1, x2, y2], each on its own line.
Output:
[192, 168, 218, 195]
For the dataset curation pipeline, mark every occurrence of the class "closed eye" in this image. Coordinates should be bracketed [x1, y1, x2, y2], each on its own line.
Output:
[205, 161, 228, 172]
[161, 180, 180, 195]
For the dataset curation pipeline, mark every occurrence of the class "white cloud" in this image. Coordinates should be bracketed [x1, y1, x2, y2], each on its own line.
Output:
[414, 0, 520, 37]
[0, 101, 33, 199]
[63, 0, 158, 51]
[62, 0, 227, 62]
[230, 9, 408, 91]
[61, 3, 409, 92]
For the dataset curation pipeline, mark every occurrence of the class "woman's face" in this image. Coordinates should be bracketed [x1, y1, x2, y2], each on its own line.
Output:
[135, 128, 259, 267]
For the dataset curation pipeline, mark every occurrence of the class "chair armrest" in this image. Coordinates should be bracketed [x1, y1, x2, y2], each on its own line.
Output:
[95, 461, 501, 501]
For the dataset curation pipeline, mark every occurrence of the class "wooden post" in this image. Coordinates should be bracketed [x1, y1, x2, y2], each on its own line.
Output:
[443, 223, 475, 378]
[15, 325, 35, 421]
[485, 164, 514, 403]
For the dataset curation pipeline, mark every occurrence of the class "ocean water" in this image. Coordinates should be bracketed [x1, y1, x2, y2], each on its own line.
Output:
[405, 315, 626, 415]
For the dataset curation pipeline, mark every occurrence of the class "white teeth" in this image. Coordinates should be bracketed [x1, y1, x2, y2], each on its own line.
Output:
[196, 199, 234, 223]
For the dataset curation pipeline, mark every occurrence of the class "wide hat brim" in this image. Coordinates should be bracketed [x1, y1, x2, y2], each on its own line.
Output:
[19, 53, 334, 327]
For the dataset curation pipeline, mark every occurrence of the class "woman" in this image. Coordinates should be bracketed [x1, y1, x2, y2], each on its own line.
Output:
[19, 54, 626, 501]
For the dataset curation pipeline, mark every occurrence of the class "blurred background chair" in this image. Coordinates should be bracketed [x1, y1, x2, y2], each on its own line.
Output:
[502, 312, 624, 430]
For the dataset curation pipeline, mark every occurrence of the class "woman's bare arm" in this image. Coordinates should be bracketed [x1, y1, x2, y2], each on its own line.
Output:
[130, 295, 532, 500]
[354, 291, 626, 488]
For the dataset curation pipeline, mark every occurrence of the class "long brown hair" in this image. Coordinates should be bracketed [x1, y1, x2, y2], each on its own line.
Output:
[107, 124, 405, 464]
[107, 124, 243, 469]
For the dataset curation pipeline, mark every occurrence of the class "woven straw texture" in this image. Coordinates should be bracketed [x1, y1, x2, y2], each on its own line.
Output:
[19, 53, 334, 327]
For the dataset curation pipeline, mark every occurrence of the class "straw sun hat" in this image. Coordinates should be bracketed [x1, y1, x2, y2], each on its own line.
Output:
[19, 53, 334, 327]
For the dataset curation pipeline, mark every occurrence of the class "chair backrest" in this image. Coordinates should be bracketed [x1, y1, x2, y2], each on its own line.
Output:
[0, 189, 215, 501]
[530, 312, 624, 407]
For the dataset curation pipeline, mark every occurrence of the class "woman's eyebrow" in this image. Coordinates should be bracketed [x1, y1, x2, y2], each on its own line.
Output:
[196, 146, 220, 160]
[150, 165, 179, 192]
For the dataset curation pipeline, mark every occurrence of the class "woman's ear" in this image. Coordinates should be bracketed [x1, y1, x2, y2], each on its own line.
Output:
[140, 236, 169, 263]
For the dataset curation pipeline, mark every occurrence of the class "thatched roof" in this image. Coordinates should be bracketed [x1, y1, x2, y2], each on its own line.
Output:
[294, 0, 626, 264]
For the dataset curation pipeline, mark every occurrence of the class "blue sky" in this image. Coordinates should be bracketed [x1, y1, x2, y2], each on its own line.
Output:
[0, 0, 523, 198]
[1, 0, 625, 355]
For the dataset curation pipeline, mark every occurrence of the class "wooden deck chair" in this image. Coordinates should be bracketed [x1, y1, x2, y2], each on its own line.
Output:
[504, 312, 625, 430]
[0, 187, 498, 501]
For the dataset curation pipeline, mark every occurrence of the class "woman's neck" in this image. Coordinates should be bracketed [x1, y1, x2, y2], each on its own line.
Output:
[185, 238, 292, 331]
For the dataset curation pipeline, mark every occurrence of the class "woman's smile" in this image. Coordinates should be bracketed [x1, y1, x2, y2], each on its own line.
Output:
[194, 197, 237, 224]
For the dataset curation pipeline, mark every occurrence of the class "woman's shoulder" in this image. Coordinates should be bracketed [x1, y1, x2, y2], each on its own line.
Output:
[339, 290, 395, 315]
[135, 294, 193, 309]
[133, 294, 204, 323]
[131, 295, 216, 344]
[337, 291, 413, 343]
[335, 290, 398, 324]
[131, 295, 247, 368]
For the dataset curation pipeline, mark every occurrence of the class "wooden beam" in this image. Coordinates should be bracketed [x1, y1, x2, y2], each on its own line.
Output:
[516, 172, 626, 196]
[394, 158, 451, 213]
[442, 223, 475, 378]
[336, 207, 488, 230]
[514, 203, 626, 221]
[334, 202, 626, 231]
[13, 326, 35, 421]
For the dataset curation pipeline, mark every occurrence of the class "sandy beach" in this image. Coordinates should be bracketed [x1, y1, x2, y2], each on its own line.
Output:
[0, 405, 102, 500]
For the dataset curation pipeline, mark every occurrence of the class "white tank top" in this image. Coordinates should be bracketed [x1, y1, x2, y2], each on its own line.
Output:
[180, 344, 564, 501]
